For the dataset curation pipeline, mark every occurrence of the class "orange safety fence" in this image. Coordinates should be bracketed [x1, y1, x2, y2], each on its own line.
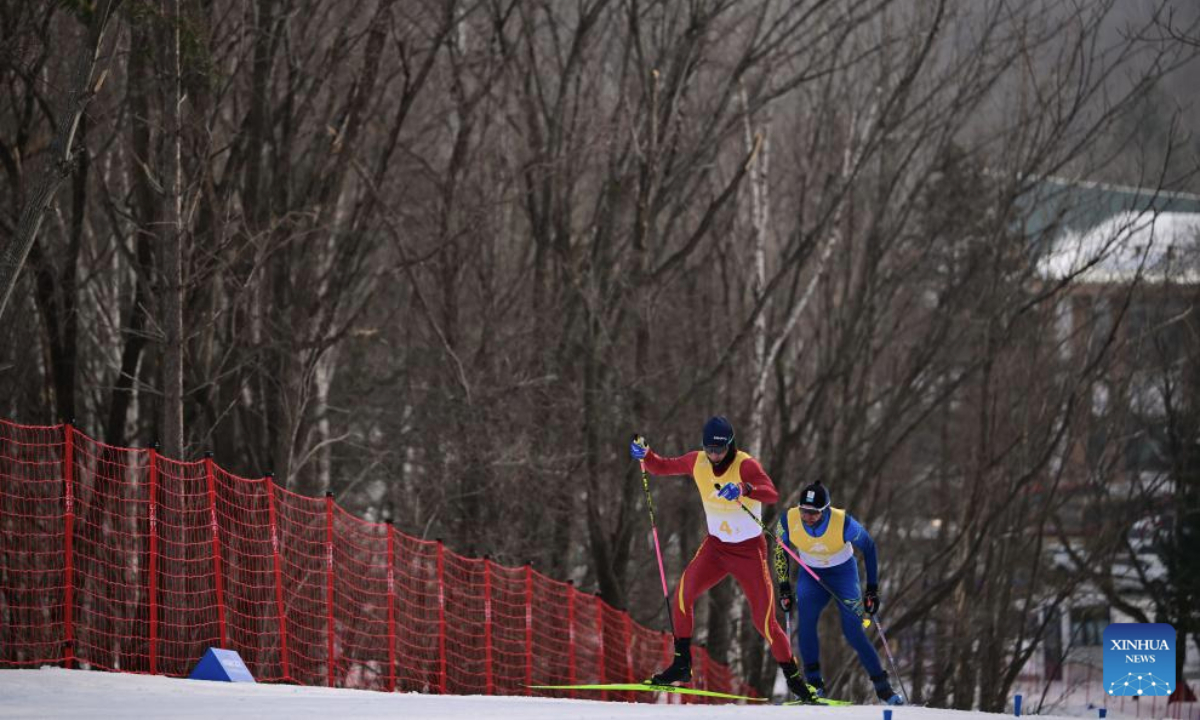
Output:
[0, 419, 756, 703]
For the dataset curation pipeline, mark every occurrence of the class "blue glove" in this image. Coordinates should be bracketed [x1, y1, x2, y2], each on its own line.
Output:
[717, 481, 743, 501]
[630, 435, 648, 460]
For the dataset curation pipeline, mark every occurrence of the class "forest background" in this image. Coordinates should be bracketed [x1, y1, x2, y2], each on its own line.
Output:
[2, 0, 1199, 710]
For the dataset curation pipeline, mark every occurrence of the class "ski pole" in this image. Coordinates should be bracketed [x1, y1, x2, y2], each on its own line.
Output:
[722, 486, 909, 701]
[639, 441, 676, 637]
[718, 484, 869, 629]
[873, 614, 909, 703]
[784, 608, 795, 656]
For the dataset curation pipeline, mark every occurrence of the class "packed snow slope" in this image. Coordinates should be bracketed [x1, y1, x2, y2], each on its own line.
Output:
[0, 668, 1083, 720]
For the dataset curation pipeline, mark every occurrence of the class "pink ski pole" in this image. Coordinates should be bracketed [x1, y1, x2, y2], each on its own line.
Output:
[638, 446, 676, 637]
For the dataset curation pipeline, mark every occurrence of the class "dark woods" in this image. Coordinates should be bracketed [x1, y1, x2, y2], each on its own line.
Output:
[1, 0, 1198, 707]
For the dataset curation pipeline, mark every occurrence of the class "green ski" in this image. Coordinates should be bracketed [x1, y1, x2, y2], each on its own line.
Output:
[526, 682, 768, 702]
[782, 697, 855, 707]
[528, 682, 856, 706]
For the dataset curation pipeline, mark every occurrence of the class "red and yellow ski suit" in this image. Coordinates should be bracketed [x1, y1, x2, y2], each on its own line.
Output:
[642, 448, 792, 663]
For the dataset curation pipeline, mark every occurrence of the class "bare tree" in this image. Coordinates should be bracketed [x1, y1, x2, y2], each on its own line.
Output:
[2, 0, 1198, 706]
[0, 0, 123, 324]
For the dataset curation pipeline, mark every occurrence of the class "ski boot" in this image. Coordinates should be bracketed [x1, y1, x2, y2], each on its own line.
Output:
[780, 658, 816, 704]
[872, 672, 905, 706]
[805, 663, 826, 698]
[648, 638, 692, 686]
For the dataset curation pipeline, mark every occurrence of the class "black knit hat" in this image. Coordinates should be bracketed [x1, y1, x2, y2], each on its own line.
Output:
[798, 481, 830, 511]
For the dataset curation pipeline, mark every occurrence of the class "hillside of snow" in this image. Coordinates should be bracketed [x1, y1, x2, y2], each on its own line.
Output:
[0, 668, 1094, 720]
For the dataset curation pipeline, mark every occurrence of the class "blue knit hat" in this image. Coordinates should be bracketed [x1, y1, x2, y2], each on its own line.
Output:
[702, 416, 734, 449]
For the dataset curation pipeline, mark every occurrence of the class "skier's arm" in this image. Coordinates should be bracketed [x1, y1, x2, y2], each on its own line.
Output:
[844, 514, 878, 586]
[736, 458, 779, 503]
[642, 449, 700, 476]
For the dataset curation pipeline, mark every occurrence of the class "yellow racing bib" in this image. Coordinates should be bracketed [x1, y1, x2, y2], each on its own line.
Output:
[691, 451, 764, 543]
[785, 507, 854, 568]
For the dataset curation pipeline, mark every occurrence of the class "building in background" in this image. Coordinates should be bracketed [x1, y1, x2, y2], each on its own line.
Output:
[1020, 177, 1200, 713]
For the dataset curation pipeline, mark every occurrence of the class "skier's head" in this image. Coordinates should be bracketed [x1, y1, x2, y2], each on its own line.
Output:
[702, 415, 735, 464]
[798, 481, 830, 527]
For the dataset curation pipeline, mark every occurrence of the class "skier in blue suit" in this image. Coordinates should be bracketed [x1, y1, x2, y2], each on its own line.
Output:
[774, 481, 904, 705]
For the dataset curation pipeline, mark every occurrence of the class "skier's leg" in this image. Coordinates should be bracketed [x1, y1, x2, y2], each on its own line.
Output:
[824, 562, 902, 703]
[794, 570, 831, 676]
[728, 536, 791, 663]
[729, 538, 815, 702]
[670, 537, 729, 636]
[828, 562, 885, 678]
[651, 537, 728, 684]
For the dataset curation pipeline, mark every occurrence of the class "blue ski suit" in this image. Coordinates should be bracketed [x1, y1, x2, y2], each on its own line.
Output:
[774, 506, 885, 682]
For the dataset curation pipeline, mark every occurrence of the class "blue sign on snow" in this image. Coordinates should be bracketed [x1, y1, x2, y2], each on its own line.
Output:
[188, 648, 257, 683]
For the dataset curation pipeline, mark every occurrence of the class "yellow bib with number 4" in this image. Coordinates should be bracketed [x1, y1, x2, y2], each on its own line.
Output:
[691, 451, 763, 543]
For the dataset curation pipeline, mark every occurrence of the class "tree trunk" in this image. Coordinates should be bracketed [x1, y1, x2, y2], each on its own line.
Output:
[107, 16, 157, 446]
[159, 0, 185, 457]
[0, 0, 123, 322]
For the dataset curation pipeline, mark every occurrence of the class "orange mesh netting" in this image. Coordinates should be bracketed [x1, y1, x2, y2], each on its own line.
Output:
[0, 419, 754, 703]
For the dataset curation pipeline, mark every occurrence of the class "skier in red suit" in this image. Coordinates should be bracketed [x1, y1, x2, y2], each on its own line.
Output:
[631, 416, 814, 703]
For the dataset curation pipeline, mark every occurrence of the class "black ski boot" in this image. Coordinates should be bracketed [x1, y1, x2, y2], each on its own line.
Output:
[648, 637, 692, 686]
[780, 658, 816, 703]
[872, 672, 904, 705]
[805, 663, 826, 698]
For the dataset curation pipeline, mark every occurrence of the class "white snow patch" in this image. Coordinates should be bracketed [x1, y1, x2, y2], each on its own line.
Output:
[0, 667, 1084, 720]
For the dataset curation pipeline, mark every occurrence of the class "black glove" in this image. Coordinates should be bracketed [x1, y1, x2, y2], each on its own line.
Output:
[779, 582, 796, 614]
[863, 583, 880, 616]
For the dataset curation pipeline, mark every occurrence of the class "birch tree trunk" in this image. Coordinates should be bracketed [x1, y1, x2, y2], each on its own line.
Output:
[744, 85, 771, 458]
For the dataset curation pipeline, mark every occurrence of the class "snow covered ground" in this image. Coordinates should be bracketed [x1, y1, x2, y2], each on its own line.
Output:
[0, 667, 1089, 720]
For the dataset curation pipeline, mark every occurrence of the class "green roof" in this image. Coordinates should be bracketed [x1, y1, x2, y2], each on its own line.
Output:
[1021, 176, 1200, 239]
